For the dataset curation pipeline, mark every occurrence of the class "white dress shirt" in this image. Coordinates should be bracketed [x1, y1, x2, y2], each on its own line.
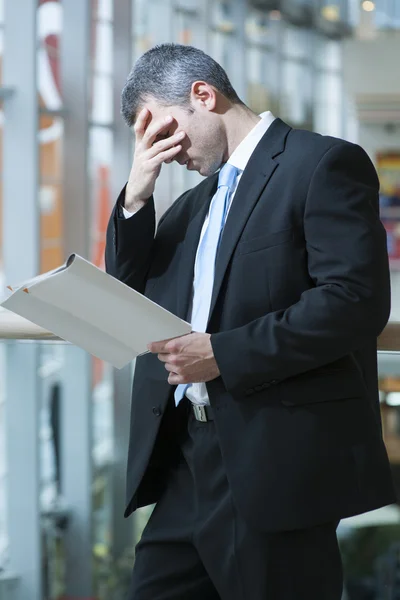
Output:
[123, 111, 276, 405]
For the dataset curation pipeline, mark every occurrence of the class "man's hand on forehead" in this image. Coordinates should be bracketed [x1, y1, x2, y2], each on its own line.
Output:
[124, 107, 186, 211]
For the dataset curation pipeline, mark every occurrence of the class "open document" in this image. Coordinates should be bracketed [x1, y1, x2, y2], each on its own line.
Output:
[1, 254, 192, 368]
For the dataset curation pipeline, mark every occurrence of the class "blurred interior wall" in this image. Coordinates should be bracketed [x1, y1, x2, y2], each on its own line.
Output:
[343, 32, 400, 321]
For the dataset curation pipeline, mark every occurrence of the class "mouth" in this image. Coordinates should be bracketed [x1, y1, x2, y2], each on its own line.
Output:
[177, 158, 193, 169]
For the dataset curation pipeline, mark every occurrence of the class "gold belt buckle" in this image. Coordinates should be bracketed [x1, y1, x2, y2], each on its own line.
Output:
[193, 405, 208, 422]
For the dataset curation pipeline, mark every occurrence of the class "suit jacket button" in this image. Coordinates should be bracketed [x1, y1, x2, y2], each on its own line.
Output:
[152, 406, 162, 416]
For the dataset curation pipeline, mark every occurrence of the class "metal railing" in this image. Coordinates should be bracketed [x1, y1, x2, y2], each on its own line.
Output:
[1, 307, 399, 350]
[0, 306, 134, 600]
[0, 309, 58, 340]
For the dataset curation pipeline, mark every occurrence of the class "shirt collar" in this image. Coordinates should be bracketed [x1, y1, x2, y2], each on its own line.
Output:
[227, 111, 276, 173]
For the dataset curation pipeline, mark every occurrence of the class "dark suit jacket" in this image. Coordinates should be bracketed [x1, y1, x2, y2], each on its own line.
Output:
[105, 118, 396, 532]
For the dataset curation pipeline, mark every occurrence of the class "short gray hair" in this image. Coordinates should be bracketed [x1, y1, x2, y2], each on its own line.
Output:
[121, 43, 243, 127]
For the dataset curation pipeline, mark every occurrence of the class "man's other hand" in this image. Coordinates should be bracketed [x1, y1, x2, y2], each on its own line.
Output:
[148, 332, 220, 385]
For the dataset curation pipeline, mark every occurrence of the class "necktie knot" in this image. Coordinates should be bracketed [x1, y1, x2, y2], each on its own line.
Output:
[218, 163, 238, 190]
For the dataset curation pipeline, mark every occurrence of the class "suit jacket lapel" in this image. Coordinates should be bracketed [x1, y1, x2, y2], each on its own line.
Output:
[208, 118, 292, 322]
[176, 173, 218, 320]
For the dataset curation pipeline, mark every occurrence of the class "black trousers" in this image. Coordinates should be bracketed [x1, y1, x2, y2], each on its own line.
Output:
[129, 403, 343, 600]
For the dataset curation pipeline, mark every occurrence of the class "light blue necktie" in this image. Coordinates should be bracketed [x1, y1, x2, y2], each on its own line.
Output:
[175, 163, 239, 405]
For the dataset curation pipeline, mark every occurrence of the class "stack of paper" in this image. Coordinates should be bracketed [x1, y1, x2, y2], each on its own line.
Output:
[1, 254, 191, 368]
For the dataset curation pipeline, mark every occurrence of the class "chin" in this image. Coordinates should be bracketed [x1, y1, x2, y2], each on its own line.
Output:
[200, 164, 217, 177]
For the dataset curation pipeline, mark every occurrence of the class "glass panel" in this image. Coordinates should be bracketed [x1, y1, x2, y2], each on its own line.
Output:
[0, 340, 71, 594]
[375, 0, 400, 30]
[173, 9, 196, 45]
[281, 59, 313, 127]
[91, 1, 113, 125]
[314, 70, 343, 137]
[92, 73, 113, 125]
[97, 0, 113, 22]
[247, 46, 279, 115]
[134, 0, 172, 57]
[39, 116, 64, 273]
[313, 35, 343, 137]
[347, 0, 360, 27]
[210, 30, 236, 80]
[94, 20, 113, 76]
[395, 0, 400, 27]
[38, 0, 63, 274]
[246, 9, 271, 45]
[211, 0, 236, 32]
[339, 351, 400, 599]
[134, 0, 153, 56]
[282, 23, 311, 59]
[314, 37, 342, 70]
[39, 341, 66, 599]
[0, 343, 6, 568]
[89, 5, 118, 594]
[89, 126, 114, 270]
[0, 25, 4, 294]
[92, 358, 115, 599]
[175, 0, 198, 9]
[245, 8, 281, 47]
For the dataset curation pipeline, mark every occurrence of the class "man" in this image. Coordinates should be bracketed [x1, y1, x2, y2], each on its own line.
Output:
[105, 44, 395, 600]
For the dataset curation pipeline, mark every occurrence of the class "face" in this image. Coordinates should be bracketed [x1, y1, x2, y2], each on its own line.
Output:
[142, 96, 226, 177]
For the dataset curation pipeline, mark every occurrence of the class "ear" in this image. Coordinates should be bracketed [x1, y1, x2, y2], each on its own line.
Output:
[190, 81, 217, 111]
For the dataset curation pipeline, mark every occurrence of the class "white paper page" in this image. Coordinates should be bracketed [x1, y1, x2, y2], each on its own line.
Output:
[2, 255, 192, 368]
[6, 261, 69, 293]
[2, 292, 134, 368]
[29, 255, 191, 351]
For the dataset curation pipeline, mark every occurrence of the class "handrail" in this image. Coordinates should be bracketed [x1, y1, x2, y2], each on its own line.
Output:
[0, 307, 399, 350]
[0, 308, 58, 340]
[377, 322, 400, 352]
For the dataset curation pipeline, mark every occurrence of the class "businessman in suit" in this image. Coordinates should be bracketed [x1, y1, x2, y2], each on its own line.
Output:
[105, 44, 395, 600]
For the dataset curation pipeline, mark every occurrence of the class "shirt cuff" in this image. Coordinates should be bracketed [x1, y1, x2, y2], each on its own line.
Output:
[122, 205, 140, 219]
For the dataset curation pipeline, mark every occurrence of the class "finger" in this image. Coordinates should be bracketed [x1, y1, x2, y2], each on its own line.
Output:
[147, 131, 186, 159]
[168, 373, 184, 385]
[157, 353, 170, 363]
[148, 338, 175, 353]
[133, 108, 151, 140]
[142, 116, 173, 148]
[162, 354, 184, 368]
[150, 145, 182, 166]
[164, 334, 192, 352]
[164, 362, 180, 374]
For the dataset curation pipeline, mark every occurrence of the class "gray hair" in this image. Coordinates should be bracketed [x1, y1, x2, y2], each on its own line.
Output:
[121, 43, 243, 127]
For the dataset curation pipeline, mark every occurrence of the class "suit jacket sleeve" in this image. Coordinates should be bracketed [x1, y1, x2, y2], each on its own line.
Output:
[211, 142, 391, 400]
[105, 185, 156, 293]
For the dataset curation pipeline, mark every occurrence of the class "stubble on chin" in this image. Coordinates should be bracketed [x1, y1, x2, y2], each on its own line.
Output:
[201, 158, 224, 178]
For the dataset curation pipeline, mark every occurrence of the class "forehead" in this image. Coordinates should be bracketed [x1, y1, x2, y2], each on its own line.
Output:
[135, 98, 186, 124]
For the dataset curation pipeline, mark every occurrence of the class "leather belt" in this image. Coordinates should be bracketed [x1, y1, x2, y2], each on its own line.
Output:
[192, 404, 214, 422]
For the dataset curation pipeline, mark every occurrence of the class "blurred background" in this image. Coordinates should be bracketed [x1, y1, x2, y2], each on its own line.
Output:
[0, 0, 400, 599]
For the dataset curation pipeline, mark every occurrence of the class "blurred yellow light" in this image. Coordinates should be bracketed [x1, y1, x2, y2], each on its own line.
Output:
[321, 5, 340, 21]
[362, 0, 375, 11]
